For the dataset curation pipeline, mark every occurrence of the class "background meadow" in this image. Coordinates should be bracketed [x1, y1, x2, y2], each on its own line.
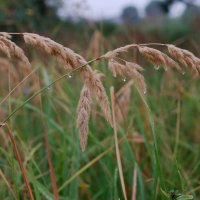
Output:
[0, 0, 200, 199]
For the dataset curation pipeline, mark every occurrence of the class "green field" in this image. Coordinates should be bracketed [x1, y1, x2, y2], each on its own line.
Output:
[0, 1, 200, 199]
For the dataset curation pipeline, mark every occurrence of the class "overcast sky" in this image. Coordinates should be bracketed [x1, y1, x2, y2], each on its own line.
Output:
[59, 0, 200, 19]
[85, 0, 152, 18]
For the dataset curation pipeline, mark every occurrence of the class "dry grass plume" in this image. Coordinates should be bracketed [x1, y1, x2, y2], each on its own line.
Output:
[1, 31, 200, 151]
[76, 85, 91, 151]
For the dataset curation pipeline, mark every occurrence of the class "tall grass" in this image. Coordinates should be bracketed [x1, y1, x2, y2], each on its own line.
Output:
[0, 31, 199, 199]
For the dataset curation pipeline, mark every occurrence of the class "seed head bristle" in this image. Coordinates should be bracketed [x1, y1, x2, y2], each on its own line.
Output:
[125, 61, 144, 72]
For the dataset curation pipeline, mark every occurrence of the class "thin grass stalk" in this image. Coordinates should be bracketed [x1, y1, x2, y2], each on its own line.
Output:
[58, 146, 113, 192]
[59, 136, 127, 192]
[131, 164, 137, 200]
[173, 99, 181, 157]
[36, 73, 59, 200]
[3, 123, 34, 200]
[134, 85, 166, 197]
[0, 168, 17, 200]
[110, 86, 128, 200]
[43, 126, 59, 200]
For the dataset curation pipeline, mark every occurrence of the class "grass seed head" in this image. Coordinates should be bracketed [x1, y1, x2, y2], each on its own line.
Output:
[167, 44, 199, 76]
[77, 85, 91, 151]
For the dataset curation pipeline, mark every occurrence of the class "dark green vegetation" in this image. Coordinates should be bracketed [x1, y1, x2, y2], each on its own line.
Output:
[0, 1, 200, 199]
[0, 39, 199, 199]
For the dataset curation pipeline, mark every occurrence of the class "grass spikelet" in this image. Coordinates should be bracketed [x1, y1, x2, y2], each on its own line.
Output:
[23, 33, 78, 69]
[108, 59, 146, 94]
[125, 61, 144, 72]
[77, 85, 91, 151]
[167, 44, 200, 76]
[81, 67, 112, 124]
[0, 36, 31, 68]
[0, 39, 12, 57]
[93, 69, 105, 80]
[108, 59, 124, 77]
[138, 46, 182, 72]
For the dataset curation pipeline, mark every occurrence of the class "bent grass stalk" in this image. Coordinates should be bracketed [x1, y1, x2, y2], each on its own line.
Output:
[3, 123, 34, 200]
[110, 86, 128, 200]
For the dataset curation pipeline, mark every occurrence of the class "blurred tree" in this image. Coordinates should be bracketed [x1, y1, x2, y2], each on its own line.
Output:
[0, 0, 62, 32]
[121, 6, 140, 24]
[183, 2, 200, 15]
[145, 1, 166, 19]
[182, 3, 200, 22]
[145, 0, 190, 17]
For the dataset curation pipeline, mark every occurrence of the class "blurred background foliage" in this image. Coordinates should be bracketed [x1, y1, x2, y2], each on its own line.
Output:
[0, 0, 199, 44]
[0, 0, 61, 31]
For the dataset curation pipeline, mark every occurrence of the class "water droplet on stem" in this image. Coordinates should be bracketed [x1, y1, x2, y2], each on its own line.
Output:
[154, 65, 160, 70]
[67, 73, 73, 79]
[47, 86, 51, 90]
[122, 77, 126, 82]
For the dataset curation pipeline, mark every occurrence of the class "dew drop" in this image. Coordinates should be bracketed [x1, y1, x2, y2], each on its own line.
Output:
[154, 65, 160, 70]
[182, 71, 185, 75]
[122, 77, 127, 82]
[144, 90, 147, 95]
[21, 87, 30, 95]
[47, 86, 51, 90]
[68, 73, 73, 79]
[68, 74, 72, 78]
